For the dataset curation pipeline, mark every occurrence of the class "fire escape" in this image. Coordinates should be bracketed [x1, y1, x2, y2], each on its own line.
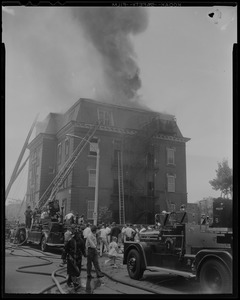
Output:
[121, 116, 161, 224]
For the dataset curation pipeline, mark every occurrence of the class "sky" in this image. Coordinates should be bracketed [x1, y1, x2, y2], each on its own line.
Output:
[3, 5, 236, 205]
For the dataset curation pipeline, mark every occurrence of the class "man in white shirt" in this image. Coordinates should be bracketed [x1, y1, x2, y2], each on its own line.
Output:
[105, 224, 111, 244]
[85, 225, 104, 279]
[125, 224, 136, 241]
[83, 223, 91, 245]
[99, 224, 109, 256]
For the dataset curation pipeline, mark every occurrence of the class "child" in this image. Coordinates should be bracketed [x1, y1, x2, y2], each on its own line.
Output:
[104, 236, 119, 268]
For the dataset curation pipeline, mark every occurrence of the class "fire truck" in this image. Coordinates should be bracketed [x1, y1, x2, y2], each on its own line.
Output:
[123, 200, 233, 294]
[15, 200, 65, 251]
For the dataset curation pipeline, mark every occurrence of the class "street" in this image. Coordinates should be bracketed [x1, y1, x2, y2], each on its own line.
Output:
[4, 242, 202, 295]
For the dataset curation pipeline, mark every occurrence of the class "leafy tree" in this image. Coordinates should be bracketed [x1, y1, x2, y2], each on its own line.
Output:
[98, 206, 112, 224]
[209, 159, 233, 199]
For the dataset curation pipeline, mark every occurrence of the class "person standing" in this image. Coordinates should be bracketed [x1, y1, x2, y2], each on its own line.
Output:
[60, 225, 74, 267]
[24, 205, 33, 229]
[104, 236, 119, 268]
[125, 224, 136, 241]
[85, 225, 104, 279]
[74, 228, 86, 285]
[83, 223, 91, 245]
[121, 224, 127, 243]
[63, 225, 86, 289]
[105, 223, 111, 244]
[99, 224, 109, 257]
[110, 222, 121, 243]
[62, 226, 79, 288]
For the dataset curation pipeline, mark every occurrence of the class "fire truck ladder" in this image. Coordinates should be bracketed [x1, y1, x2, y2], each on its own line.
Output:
[118, 150, 125, 225]
[37, 122, 101, 210]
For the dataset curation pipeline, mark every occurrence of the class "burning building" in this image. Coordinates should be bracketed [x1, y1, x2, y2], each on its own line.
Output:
[26, 98, 190, 224]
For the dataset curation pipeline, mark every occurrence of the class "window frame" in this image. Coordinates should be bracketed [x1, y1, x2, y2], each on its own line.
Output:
[89, 138, 98, 157]
[167, 147, 175, 165]
[88, 169, 96, 187]
[97, 109, 114, 126]
[167, 174, 176, 193]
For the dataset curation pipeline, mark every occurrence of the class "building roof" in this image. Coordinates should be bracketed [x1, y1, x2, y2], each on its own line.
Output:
[34, 98, 189, 141]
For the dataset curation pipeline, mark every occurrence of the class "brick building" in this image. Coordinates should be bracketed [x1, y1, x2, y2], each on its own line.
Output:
[26, 98, 190, 224]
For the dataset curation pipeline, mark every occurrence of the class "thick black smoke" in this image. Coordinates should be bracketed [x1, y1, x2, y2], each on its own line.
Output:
[71, 7, 149, 105]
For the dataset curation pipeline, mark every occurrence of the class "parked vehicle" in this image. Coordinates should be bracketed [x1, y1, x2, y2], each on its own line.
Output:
[15, 212, 65, 252]
[123, 209, 232, 293]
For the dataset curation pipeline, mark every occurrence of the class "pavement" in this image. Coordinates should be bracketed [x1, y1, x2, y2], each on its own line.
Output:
[94, 252, 186, 294]
[5, 242, 187, 294]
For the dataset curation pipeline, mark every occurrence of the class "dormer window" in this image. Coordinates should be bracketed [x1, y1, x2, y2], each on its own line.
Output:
[98, 109, 114, 126]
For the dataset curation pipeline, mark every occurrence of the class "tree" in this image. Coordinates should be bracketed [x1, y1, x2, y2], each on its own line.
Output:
[98, 206, 112, 224]
[209, 159, 233, 199]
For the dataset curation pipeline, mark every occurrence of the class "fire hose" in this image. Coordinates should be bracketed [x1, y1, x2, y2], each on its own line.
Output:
[7, 243, 67, 293]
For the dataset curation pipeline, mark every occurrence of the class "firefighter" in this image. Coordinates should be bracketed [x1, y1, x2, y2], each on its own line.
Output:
[24, 205, 33, 229]
[62, 225, 86, 289]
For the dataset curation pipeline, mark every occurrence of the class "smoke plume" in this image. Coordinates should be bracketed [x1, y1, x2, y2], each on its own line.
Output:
[71, 7, 149, 105]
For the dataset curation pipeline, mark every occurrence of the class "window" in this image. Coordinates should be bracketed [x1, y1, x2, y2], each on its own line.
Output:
[98, 109, 114, 126]
[87, 200, 95, 219]
[167, 148, 175, 165]
[167, 174, 176, 192]
[57, 143, 62, 164]
[65, 138, 70, 160]
[88, 169, 96, 187]
[89, 138, 98, 156]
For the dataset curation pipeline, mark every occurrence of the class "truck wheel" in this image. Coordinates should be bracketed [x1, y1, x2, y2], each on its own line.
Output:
[199, 259, 231, 293]
[127, 249, 144, 280]
[40, 236, 48, 252]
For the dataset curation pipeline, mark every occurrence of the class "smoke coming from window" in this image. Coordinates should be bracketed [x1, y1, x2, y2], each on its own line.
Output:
[71, 7, 149, 105]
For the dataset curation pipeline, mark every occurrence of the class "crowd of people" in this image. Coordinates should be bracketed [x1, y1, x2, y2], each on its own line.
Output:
[23, 204, 155, 290]
[60, 215, 151, 290]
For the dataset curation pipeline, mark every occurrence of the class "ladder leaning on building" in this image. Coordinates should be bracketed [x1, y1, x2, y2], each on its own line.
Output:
[36, 121, 101, 211]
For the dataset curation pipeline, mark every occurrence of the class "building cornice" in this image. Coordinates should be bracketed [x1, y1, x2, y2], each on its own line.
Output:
[75, 122, 190, 143]
[154, 134, 191, 143]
